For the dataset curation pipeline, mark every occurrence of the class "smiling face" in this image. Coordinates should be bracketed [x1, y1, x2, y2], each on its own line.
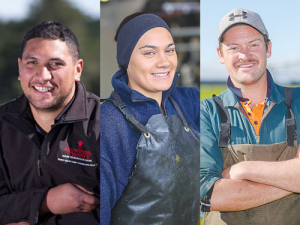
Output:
[127, 27, 177, 103]
[18, 38, 82, 114]
[217, 25, 272, 87]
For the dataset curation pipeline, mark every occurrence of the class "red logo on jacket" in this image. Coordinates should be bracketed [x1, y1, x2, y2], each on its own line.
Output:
[63, 141, 92, 159]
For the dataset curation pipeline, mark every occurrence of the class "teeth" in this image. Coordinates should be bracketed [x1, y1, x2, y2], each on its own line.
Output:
[152, 72, 168, 77]
[34, 86, 53, 93]
[239, 64, 254, 68]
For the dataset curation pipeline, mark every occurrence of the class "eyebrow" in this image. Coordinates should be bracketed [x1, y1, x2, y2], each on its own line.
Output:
[249, 39, 263, 43]
[24, 56, 38, 60]
[139, 42, 175, 49]
[225, 38, 262, 46]
[24, 56, 65, 61]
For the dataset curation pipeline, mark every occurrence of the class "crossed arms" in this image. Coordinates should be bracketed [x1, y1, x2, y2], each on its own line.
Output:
[210, 146, 300, 211]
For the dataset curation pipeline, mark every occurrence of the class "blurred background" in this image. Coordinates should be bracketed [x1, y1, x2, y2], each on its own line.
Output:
[100, 0, 200, 99]
[0, 0, 100, 103]
[201, 0, 300, 100]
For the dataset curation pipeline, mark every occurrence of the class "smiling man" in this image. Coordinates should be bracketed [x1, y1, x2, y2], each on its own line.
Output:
[0, 21, 99, 225]
[200, 8, 300, 225]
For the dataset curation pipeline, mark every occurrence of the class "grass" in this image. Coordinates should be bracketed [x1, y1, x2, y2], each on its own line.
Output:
[200, 84, 227, 100]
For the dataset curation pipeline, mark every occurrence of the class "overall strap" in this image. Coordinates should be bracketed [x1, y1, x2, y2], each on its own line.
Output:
[106, 91, 148, 134]
[212, 95, 231, 148]
[169, 97, 189, 129]
[284, 87, 297, 146]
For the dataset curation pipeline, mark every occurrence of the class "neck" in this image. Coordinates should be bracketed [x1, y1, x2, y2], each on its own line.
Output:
[233, 73, 268, 108]
[30, 106, 62, 133]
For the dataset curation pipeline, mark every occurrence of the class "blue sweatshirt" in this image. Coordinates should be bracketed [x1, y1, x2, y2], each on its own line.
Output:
[100, 69, 200, 225]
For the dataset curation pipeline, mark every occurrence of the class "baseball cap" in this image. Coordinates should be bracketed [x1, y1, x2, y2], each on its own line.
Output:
[218, 8, 268, 42]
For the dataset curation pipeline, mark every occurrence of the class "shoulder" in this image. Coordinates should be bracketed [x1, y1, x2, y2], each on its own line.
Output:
[172, 86, 200, 99]
[100, 100, 134, 136]
[0, 95, 25, 116]
[171, 86, 200, 109]
[86, 91, 100, 103]
[170, 87, 200, 130]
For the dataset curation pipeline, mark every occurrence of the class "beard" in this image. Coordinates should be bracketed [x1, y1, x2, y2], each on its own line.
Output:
[26, 85, 75, 113]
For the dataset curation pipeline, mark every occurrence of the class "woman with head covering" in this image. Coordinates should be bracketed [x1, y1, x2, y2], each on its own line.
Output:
[100, 12, 200, 225]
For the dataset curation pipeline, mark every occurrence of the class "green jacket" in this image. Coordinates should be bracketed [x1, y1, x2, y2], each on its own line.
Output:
[200, 74, 300, 202]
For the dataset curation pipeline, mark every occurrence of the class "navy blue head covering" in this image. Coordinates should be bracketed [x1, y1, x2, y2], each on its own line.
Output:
[116, 13, 171, 70]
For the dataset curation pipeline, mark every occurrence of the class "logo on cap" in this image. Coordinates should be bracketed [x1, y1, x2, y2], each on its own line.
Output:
[229, 11, 247, 21]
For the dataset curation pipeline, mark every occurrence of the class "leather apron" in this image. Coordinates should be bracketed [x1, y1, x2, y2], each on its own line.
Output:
[204, 88, 300, 225]
[109, 91, 200, 225]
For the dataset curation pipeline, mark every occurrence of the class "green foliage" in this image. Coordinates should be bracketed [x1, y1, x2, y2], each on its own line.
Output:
[0, 0, 99, 103]
[200, 84, 227, 100]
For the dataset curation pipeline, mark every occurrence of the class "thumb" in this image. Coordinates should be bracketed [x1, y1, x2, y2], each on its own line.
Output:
[72, 183, 94, 195]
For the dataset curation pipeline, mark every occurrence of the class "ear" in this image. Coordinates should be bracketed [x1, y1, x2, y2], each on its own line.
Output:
[266, 41, 272, 59]
[217, 46, 225, 64]
[74, 59, 83, 81]
[17, 58, 21, 81]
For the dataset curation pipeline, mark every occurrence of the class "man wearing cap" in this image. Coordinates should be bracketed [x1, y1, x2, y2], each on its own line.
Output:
[200, 8, 300, 225]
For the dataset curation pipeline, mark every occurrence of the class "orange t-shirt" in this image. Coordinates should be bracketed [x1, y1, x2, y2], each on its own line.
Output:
[240, 100, 265, 135]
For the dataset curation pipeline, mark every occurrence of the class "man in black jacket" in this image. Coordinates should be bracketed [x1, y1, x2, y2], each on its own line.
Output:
[0, 21, 99, 225]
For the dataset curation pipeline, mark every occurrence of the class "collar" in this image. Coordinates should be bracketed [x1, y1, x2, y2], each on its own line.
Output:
[55, 81, 88, 122]
[227, 69, 272, 102]
[222, 69, 285, 107]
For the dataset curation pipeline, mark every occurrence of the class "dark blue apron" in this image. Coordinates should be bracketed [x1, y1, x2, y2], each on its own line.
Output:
[109, 91, 200, 225]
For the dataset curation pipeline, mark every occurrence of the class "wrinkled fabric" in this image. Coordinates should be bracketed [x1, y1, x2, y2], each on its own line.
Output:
[0, 82, 100, 224]
[200, 74, 300, 202]
[100, 70, 200, 225]
[111, 109, 199, 224]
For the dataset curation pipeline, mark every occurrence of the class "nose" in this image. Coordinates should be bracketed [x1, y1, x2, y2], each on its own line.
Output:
[238, 47, 252, 61]
[156, 52, 170, 68]
[36, 66, 52, 81]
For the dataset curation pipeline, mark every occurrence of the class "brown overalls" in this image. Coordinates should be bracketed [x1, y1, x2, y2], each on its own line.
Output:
[204, 88, 300, 225]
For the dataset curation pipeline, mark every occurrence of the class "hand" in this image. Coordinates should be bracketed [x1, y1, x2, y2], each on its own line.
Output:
[222, 162, 245, 180]
[40, 183, 99, 215]
[222, 166, 233, 179]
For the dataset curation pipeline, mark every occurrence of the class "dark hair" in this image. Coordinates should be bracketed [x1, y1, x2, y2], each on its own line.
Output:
[20, 21, 80, 62]
[114, 12, 149, 42]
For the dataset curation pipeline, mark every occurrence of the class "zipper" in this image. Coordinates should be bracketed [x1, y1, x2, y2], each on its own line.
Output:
[37, 159, 45, 186]
[37, 120, 76, 186]
[256, 135, 260, 144]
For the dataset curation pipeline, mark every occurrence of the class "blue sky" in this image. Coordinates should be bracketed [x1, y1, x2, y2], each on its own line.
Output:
[0, 0, 100, 21]
[201, 1, 300, 84]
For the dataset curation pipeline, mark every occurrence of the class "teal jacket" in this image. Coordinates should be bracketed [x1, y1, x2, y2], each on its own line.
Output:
[200, 73, 300, 202]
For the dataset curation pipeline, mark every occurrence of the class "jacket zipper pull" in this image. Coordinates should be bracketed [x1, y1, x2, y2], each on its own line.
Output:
[37, 159, 43, 176]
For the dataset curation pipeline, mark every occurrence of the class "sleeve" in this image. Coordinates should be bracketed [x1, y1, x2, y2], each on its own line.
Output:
[100, 102, 139, 225]
[46, 209, 99, 225]
[190, 87, 200, 131]
[200, 99, 224, 208]
[0, 152, 49, 224]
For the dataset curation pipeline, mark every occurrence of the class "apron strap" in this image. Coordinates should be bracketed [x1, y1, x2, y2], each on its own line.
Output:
[213, 88, 297, 148]
[212, 94, 231, 148]
[106, 91, 149, 134]
[169, 97, 189, 129]
[284, 87, 297, 146]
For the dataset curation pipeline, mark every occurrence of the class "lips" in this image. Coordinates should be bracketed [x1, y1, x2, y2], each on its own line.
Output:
[151, 71, 169, 77]
[33, 86, 54, 93]
[237, 60, 258, 69]
[239, 64, 254, 68]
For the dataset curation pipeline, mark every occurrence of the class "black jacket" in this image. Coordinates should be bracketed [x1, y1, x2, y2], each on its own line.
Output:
[0, 82, 99, 225]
